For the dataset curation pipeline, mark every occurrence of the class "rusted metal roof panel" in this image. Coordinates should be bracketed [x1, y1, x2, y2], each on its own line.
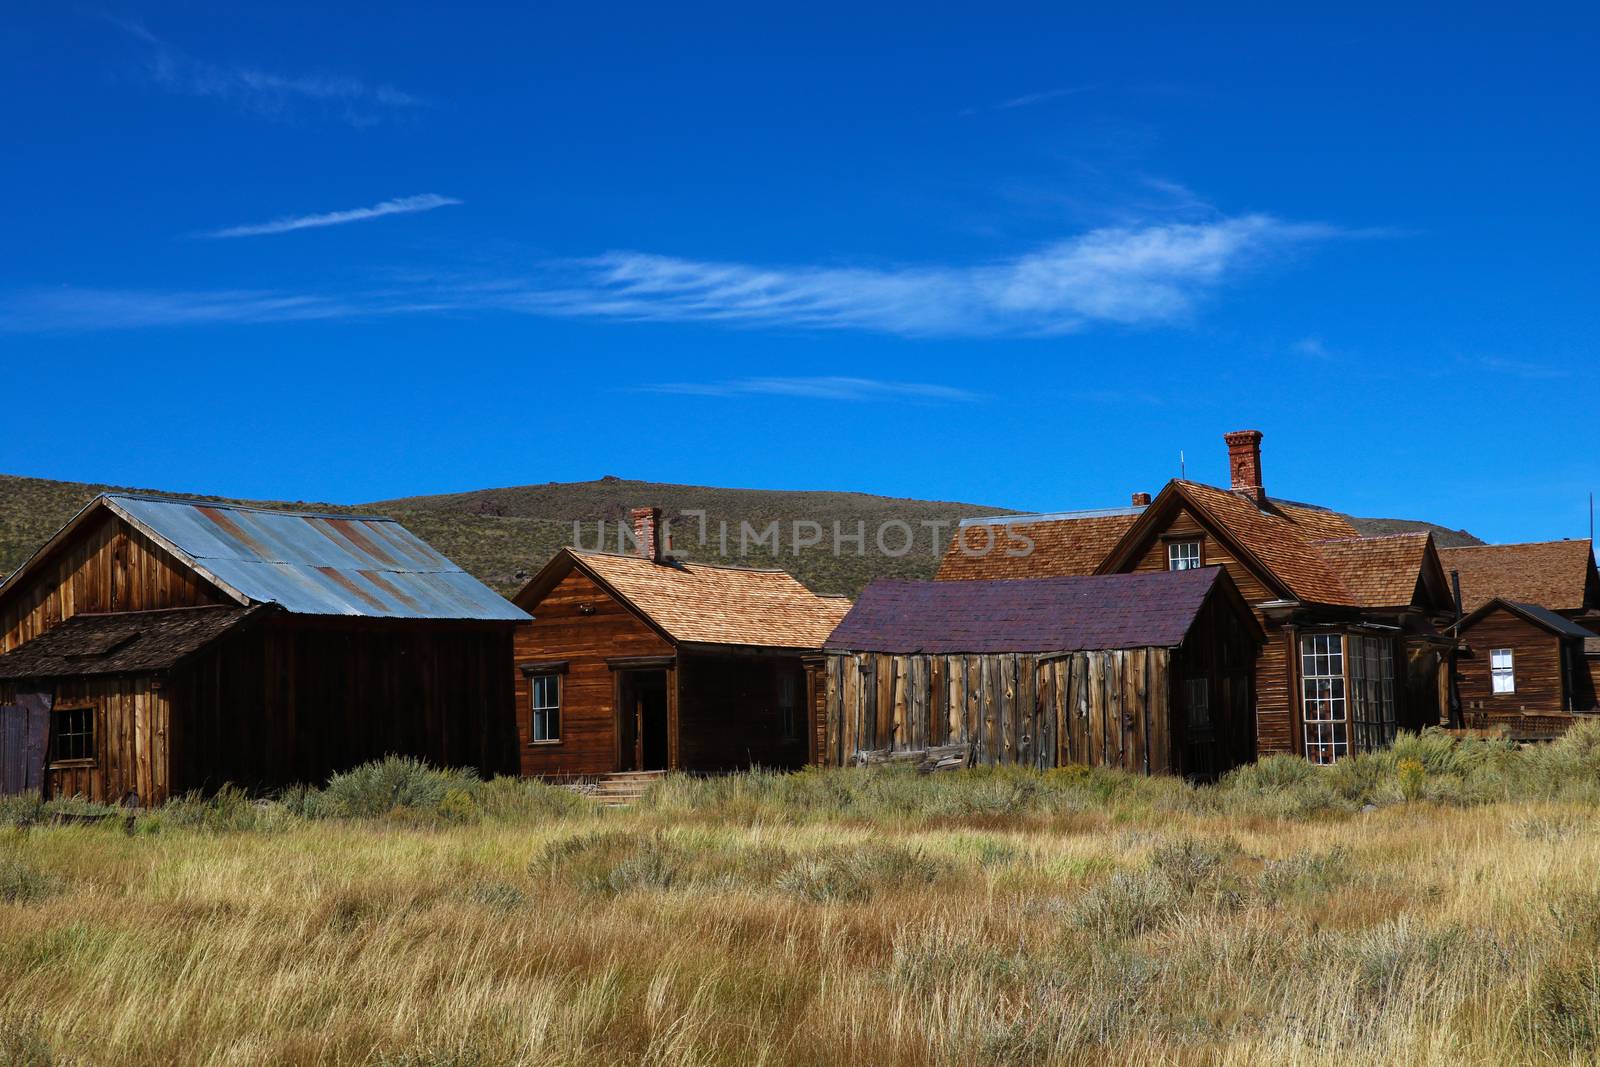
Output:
[104, 494, 528, 621]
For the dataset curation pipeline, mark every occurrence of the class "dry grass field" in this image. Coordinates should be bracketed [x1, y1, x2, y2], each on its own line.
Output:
[3, 727, 1600, 1066]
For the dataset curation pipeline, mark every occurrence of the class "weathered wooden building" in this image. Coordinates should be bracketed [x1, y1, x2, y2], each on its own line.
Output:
[511, 508, 849, 777]
[938, 430, 1459, 764]
[1439, 540, 1600, 732]
[0, 494, 526, 803]
[821, 567, 1262, 778]
[1453, 599, 1598, 734]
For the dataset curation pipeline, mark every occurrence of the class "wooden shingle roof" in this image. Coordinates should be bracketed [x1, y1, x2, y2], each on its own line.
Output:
[1312, 533, 1433, 608]
[0, 606, 260, 679]
[936, 511, 1142, 581]
[554, 550, 851, 650]
[1164, 481, 1359, 605]
[1438, 540, 1600, 613]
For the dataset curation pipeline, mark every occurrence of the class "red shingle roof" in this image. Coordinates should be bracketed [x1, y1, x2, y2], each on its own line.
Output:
[1312, 533, 1433, 608]
[1438, 541, 1600, 613]
[936, 511, 1140, 581]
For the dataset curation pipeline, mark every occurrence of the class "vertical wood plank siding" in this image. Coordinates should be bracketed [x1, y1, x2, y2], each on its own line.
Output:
[823, 648, 1180, 773]
[1, 511, 225, 653]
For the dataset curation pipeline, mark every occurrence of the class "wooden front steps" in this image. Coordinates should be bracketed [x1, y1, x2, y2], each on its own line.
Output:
[568, 770, 666, 808]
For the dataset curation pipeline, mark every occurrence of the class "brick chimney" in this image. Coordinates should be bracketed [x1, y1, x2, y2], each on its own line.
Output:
[1131, 492, 1151, 507]
[629, 506, 663, 562]
[1224, 430, 1265, 504]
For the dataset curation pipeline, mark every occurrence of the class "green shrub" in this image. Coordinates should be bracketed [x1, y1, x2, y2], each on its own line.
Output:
[317, 756, 480, 818]
[158, 786, 290, 833]
[0, 856, 59, 904]
[0, 793, 45, 829]
[1397, 758, 1426, 803]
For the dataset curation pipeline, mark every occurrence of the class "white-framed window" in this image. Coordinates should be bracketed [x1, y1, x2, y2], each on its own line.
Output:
[1184, 678, 1211, 730]
[1168, 541, 1202, 571]
[530, 673, 562, 743]
[1301, 634, 1348, 765]
[1491, 648, 1516, 694]
[1351, 635, 1397, 752]
[779, 672, 801, 740]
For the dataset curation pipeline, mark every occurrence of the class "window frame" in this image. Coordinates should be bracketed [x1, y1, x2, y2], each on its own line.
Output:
[528, 672, 563, 745]
[1350, 635, 1398, 753]
[1300, 633, 1349, 766]
[1184, 677, 1211, 731]
[48, 704, 97, 768]
[778, 672, 802, 741]
[1167, 540, 1203, 571]
[1490, 648, 1516, 694]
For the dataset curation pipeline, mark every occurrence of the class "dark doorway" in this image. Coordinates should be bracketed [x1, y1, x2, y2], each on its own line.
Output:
[617, 669, 670, 771]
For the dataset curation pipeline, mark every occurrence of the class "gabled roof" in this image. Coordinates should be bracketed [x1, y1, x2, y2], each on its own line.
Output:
[1438, 540, 1600, 613]
[1459, 598, 1597, 641]
[1312, 533, 1445, 609]
[517, 548, 850, 650]
[826, 567, 1260, 654]
[0, 606, 261, 679]
[1098, 481, 1362, 606]
[936, 508, 1142, 581]
[0, 494, 528, 622]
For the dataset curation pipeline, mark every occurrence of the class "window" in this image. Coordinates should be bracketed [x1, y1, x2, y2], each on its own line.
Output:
[1168, 541, 1202, 571]
[1300, 634, 1348, 765]
[1491, 648, 1516, 694]
[779, 673, 801, 741]
[49, 705, 95, 765]
[1351, 636, 1397, 752]
[530, 674, 561, 743]
[1184, 678, 1211, 730]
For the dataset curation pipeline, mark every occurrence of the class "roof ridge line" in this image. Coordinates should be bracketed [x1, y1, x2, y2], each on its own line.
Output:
[103, 491, 397, 524]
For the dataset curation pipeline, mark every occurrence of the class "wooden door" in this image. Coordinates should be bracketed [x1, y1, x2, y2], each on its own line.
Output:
[0, 691, 52, 795]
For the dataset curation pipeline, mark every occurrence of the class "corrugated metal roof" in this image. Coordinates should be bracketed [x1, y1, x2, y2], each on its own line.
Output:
[103, 494, 528, 621]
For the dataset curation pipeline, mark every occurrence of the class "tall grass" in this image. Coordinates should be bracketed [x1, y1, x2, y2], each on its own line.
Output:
[1, 725, 1599, 1064]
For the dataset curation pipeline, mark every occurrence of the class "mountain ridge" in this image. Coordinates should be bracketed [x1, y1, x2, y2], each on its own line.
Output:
[0, 473, 1484, 598]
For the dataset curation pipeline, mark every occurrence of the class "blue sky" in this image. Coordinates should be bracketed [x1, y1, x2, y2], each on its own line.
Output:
[3, 4, 1596, 543]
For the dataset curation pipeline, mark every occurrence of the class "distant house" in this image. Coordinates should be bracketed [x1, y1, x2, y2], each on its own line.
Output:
[1437, 541, 1600, 729]
[936, 431, 1459, 765]
[0, 494, 526, 803]
[820, 567, 1263, 778]
[510, 508, 850, 777]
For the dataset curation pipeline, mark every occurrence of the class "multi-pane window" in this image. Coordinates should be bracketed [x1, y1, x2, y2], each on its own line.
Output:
[779, 673, 801, 740]
[50, 706, 95, 764]
[1351, 636, 1397, 753]
[1184, 678, 1211, 730]
[530, 674, 561, 743]
[1491, 648, 1516, 694]
[1300, 634, 1348, 765]
[1168, 541, 1202, 571]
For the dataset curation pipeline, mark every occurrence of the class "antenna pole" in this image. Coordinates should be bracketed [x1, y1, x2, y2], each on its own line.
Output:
[1180, 450, 1185, 479]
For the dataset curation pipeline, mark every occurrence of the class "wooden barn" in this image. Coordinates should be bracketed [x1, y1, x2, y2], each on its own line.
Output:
[937, 430, 1459, 765]
[0, 493, 526, 804]
[820, 567, 1263, 778]
[1454, 599, 1598, 735]
[511, 508, 850, 777]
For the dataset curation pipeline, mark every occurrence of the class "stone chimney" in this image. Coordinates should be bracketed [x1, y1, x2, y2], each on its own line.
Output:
[1131, 492, 1152, 507]
[1224, 430, 1265, 504]
[629, 506, 663, 562]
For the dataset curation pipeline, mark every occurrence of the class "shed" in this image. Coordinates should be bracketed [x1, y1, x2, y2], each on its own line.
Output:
[1455, 598, 1598, 733]
[510, 508, 850, 776]
[0, 493, 527, 803]
[821, 566, 1263, 778]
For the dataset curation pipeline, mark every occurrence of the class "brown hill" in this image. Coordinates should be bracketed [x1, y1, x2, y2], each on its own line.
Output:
[0, 473, 1482, 598]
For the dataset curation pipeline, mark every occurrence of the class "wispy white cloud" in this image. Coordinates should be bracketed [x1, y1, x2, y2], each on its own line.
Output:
[199, 194, 461, 239]
[511, 215, 1347, 337]
[636, 377, 981, 402]
[0, 287, 352, 332]
[1475, 355, 1569, 379]
[2, 214, 1357, 337]
[103, 14, 423, 124]
[960, 85, 1093, 116]
[1292, 336, 1336, 360]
